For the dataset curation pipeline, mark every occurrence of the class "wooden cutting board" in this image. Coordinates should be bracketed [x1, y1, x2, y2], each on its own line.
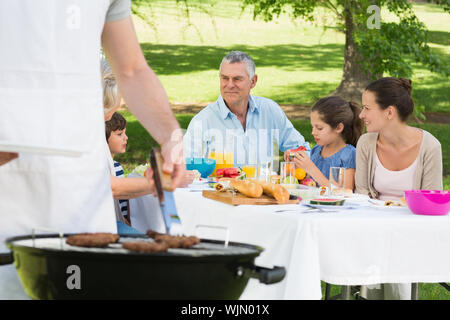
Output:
[202, 190, 300, 206]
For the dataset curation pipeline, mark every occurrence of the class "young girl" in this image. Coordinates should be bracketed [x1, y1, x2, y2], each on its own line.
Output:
[291, 96, 363, 190]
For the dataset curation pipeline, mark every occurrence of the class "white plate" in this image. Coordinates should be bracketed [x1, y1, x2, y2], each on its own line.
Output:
[189, 179, 209, 185]
[0, 142, 83, 157]
[304, 202, 361, 209]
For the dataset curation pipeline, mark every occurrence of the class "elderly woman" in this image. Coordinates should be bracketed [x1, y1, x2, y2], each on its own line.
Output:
[356, 77, 443, 300]
[101, 58, 152, 234]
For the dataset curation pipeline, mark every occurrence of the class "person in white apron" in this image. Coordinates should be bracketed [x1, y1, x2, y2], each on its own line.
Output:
[0, 0, 185, 299]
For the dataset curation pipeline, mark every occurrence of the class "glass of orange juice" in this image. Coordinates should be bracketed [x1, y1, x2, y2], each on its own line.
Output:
[242, 165, 256, 179]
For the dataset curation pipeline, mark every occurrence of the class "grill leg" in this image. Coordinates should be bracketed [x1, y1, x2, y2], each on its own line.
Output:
[341, 286, 351, 300]
[411, 283, 419, 300]
[325, 283, 331, 300]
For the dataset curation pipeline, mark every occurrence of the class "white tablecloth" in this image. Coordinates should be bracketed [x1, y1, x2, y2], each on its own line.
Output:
[130, 188, 450, 300]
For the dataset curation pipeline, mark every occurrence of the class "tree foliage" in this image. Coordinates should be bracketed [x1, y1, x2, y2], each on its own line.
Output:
[131, 0, 448, 117]
[242, 0, 449, 80]
[132, 0, 218, 43]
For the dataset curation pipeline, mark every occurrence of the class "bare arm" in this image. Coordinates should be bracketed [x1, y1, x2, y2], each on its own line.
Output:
[110, 176, 153, 199]
[110, 167, 196, 198]
[110, 168, 155, 199]
[101, 17, 185, 188]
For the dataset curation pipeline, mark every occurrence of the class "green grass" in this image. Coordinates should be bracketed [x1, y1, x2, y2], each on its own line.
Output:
[322, 282, 450, 300]
[410, 122, 450, 177]
[132, 0, 450, 112]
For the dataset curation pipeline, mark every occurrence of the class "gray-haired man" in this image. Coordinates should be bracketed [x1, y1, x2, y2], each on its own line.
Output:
[184, 51, 310, 167]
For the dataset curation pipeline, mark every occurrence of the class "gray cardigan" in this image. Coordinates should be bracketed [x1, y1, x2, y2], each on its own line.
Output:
[355, 130, 443, 198]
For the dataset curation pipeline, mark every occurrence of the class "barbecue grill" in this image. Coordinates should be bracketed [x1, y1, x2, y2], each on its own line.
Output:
[0, 233, 285, 299]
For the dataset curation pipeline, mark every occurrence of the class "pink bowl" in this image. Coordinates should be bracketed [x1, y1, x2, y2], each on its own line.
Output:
[404, 190, 450, 216]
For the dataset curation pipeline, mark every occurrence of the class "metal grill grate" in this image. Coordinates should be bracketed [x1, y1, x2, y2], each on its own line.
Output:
[11, 237, 259, 257]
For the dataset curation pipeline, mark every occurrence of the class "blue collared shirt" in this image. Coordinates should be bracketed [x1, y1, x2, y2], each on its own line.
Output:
[183, 95, 310, 166]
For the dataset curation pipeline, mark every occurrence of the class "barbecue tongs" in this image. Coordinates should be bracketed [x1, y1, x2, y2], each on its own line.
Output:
[149, 148, 183, 235]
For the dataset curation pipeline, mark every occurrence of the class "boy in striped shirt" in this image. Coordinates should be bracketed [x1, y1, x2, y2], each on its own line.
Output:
[105, 112, 131, 222]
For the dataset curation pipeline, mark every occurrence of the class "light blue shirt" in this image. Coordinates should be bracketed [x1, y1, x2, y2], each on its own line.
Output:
[183, 95, 310, 166]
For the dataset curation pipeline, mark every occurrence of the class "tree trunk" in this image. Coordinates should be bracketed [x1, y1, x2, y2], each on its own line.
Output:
[330, 2, 378, 103]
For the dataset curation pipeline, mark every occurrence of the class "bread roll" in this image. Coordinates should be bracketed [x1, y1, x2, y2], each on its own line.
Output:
[257, 182, 290, 203]
[229, 179, 263, 198]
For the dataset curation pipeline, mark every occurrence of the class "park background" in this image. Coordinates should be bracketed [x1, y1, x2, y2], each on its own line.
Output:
[115, 0, 449, 299]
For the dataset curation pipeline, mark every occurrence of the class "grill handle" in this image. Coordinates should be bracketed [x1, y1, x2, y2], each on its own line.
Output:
[238, 265, 286, 285]
[0, 252, 14, 265]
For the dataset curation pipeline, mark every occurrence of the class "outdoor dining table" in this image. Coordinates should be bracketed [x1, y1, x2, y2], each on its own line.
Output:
[129, 187, 450, 300]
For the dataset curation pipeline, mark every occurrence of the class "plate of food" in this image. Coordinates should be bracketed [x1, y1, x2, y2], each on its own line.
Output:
[189, 179, 209, 185]
[368, 198, 408, 209]
[306, 198, 361, 209]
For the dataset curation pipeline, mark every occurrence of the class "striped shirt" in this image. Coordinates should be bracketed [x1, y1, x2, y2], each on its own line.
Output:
[113, 161, 128, 217]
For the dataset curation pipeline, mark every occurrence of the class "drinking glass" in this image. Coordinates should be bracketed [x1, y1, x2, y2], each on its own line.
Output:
[280, 162, 296, 187]
[256, 161, 271, 183]
[329, 167, 346, 196]
[242, 165, 256, 179]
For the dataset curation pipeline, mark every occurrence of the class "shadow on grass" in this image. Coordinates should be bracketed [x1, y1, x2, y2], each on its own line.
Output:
[412, 75, 450, 114]
[266, 81, 340, 105]
[140, 43, 344, 75]
[427, 30, 450, 46]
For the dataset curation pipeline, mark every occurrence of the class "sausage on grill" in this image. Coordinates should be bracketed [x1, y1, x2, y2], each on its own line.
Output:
[122, 241, 169, 253]
[146, 230, 200, 249]
[66, 233, 120, 248]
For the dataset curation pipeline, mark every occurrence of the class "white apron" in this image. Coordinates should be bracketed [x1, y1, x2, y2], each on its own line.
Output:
[0, 0, 116, 298]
